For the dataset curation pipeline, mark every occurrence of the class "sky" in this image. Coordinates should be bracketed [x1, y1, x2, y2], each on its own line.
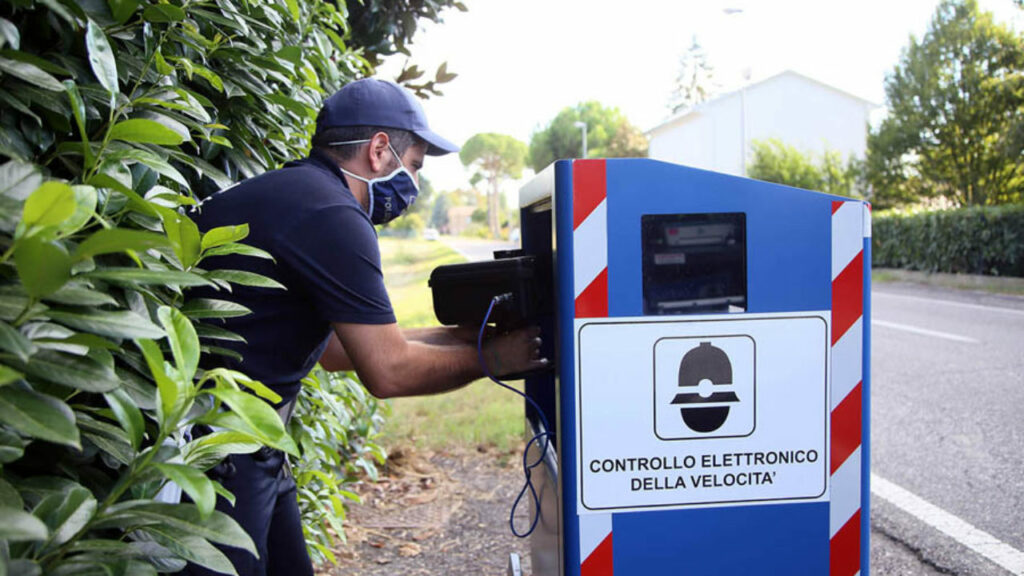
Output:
[378, 0, 1024, 200]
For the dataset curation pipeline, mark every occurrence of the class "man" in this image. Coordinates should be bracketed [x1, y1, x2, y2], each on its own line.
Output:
[187, 78, 545, 576]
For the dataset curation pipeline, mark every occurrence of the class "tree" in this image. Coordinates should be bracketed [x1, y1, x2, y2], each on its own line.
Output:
[667, 35, 718, 113]
[429, 191, 450, 230]
[866, 0, 1024, 208]
[528, 101, 649, 172]
[460, 133, 527, 238]
[748, 139, 863, 198]
[347, 0, 464, 99]
[0, 0, 452, 571]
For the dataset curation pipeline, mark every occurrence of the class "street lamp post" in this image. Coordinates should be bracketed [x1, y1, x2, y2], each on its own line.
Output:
[724, 7, 749, 176]
[573, 120, 588, 159]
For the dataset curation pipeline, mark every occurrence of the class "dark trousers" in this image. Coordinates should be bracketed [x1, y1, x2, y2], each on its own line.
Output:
[182, 450, 313, 576]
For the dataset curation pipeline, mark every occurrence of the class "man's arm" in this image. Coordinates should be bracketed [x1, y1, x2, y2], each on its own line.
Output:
[329, 322, 544, 399]
[319, 325, 486, 371]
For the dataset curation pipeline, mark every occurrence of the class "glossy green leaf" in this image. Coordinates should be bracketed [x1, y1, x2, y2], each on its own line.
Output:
[0, 385, 79, 448]
[0, 363, 23, 386]
[83, 268, 215, 287]
[21, 181, 75, 228]
[60, 185, 97, 236]
[154, 463, 216, 520]
[85, 19, 118, 98]
[33, 484, 96, 547]
[63, 81, 87, 145]
[203, 368, 280, 403]
[153, 49, 173, 75]
[104, 148, 189, 187]
[194, 323, 246, 343]
[183, 430, 261, 467]
[97, 501, 257, 557]
[199, 224, 248, 252]
[0, 506, 49, 541]
[0, 57, 63, 91]
[107, 0, 140, 25]
[284, 0, 300, 22]
[207, 387, 297, 456]
[0, 160, 42, 201]
[137, 339, 185, 429]
[180, 299, 251, 319]
[201, 242, 274, 261]
[12, 349, 119, 392]
[210, 480, 236, 507]
[47, 309, 164, 340]
[0, 477, 21, 509]
[59, 333, 118, 353]
[43, 285, 118, 307]
[0, 320, 36, 362]
[157, 306, 199, 382]
[159, 208, 201, 269]
[204, 270, 285, 290]
[0, 426, 27, 463]
[74, 229, 171, 260]
[15, 238, 72, 298]
[143, 4, 186, 22]
[0, 295, 44, 323]
[142, 524, 236, 574]
[0, 17, 19, 50]
[109, 119, 186, 146]
[82, 430, 133, 466]
[0, 50, 71, 77]
[104, 388, 144, 450]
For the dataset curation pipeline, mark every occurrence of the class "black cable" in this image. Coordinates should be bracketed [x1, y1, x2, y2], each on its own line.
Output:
[476, 295, 552, 538]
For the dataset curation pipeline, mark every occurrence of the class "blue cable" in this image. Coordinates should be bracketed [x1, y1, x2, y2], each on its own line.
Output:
[476, 296, 552, 538]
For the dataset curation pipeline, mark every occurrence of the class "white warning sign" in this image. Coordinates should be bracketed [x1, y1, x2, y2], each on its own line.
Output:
[575, 313, 829, 514]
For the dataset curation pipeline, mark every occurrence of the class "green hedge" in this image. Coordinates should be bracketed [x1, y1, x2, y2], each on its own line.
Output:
[872, 205, 1024, 277]
[0, 0, 452, 573]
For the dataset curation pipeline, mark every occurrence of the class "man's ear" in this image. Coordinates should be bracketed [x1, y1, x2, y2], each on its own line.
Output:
[367, 132, 391, 173]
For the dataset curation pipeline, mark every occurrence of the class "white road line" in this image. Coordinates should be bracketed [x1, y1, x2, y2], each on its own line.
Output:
[874, 291, 1024, 317]
[872, 474, 1024, 575]
[871, 319, 980, 343]
[440, 240, 472, 261]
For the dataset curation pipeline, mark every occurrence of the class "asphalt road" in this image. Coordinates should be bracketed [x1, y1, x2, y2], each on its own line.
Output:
[870, 282, 1024, 575]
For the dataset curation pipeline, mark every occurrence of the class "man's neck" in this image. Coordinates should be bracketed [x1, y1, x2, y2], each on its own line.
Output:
[336, 161, 370, 212]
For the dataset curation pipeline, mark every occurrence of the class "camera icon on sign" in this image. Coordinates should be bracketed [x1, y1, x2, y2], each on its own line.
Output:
[653, 335, 755, 441]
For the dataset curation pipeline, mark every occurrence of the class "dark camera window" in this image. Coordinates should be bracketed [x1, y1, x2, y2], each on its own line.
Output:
[641, 213, 747, 315]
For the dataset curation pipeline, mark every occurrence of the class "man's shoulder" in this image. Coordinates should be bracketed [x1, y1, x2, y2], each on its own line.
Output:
[194, 158, 359, 228]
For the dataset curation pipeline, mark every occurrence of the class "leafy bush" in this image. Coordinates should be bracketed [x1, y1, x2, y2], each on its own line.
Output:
[290, 368, 388, 565]
[873, 205, 1024, 276]
[747, 138, 864, 198]
[0, 0, 458, 572]
[379, 212, 425, 237]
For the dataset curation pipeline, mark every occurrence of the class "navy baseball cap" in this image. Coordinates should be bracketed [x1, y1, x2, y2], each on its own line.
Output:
[316, 78, 459, 156]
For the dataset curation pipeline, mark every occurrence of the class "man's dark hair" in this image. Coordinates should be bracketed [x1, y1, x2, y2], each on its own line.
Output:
[311, 125, 421, 162]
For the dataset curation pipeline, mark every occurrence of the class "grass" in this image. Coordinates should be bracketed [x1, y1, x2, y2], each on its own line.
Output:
[873, 267, 1024, 296]
[376, 237, 526, 453]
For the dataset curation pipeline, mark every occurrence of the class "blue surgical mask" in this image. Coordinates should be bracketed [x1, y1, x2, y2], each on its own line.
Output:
[330, 140, 419, 225]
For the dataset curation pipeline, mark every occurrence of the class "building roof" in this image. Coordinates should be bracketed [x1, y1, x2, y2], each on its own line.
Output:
[646, 69, 879, 137]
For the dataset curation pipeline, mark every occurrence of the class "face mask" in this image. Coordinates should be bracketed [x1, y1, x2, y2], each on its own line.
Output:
[330, 140, 419, 225]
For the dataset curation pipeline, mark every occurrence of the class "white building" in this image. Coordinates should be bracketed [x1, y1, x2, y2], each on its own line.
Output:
[647, 70, 876, 177]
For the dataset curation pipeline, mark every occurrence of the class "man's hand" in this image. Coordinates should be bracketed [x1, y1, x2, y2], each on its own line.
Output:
[482, 327, 548, 378]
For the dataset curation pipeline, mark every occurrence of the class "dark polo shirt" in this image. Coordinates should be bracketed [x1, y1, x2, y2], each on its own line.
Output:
[189, 149, 395, 403]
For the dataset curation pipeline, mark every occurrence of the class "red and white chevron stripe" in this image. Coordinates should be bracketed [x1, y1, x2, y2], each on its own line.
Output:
[829, 200, 870, 576]
[580, 513, 613, 576]
[573, 160, 608, 319]
[574, 160, 614, 574]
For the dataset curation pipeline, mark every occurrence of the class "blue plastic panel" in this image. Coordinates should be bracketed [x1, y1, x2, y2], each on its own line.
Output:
[523, 158, 869, 575]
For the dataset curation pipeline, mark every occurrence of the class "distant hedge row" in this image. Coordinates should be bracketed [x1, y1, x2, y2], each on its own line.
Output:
[872, 205, 1024, 277]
